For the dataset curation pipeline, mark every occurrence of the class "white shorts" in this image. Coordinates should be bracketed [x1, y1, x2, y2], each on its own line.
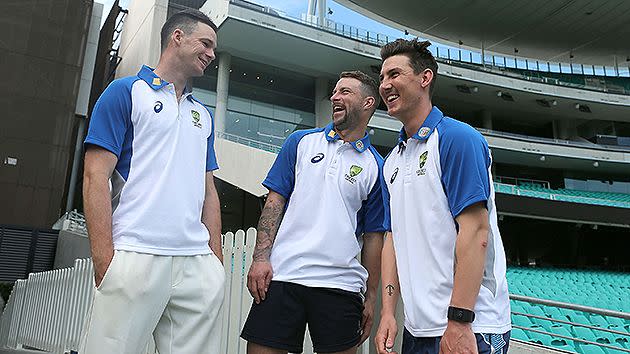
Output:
[79, 250, 225, 354]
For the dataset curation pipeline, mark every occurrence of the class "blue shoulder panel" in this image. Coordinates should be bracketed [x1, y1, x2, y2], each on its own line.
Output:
[437, 118, 491, 218]
[191, 97, 219, 171]
[356, 146, 386, 234]
[262, 127, 324, 199]
[380, 149, 394, 231]
[84, 76, 138, 180]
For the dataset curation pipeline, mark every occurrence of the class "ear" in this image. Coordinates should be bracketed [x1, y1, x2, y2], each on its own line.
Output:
[420, 68, 434, 90]
[364, 96, 375, 110]
[171, 28, 185, 47]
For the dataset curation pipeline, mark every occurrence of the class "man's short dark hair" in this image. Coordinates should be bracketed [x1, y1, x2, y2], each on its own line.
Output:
[161, 9, 218, 52]
[339, 70, 381, 112]
[380, 39, 438, 98]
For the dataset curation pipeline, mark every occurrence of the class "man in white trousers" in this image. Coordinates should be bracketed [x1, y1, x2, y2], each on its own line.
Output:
[81, 9, 224, 354]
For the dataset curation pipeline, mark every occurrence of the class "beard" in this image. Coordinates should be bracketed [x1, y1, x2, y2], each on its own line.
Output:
[333, 106, 360, 131]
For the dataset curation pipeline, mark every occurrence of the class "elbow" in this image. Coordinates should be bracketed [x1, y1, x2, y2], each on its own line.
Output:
[476, 223, 489, 249]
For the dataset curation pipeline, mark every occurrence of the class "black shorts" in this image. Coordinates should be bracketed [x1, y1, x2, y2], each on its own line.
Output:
[241, 281, 364, 353]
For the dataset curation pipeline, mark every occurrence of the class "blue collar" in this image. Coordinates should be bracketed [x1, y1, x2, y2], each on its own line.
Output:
[137, 65, 193, 97]
[324, 123, 372, 153]
[398, 106, 444, 143]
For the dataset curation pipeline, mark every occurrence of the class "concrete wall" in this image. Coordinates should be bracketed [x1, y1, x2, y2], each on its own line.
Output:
[116, 0, 168, 78]
[0, 0, 92, 228]
[53, 230, 91, 269]
[214, 137, 277, 197]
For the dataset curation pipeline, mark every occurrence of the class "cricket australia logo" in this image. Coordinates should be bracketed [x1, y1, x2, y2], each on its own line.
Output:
[191, 110, 202, 128]
[416, 151, 428, 176]
[345, 165, 363, 184]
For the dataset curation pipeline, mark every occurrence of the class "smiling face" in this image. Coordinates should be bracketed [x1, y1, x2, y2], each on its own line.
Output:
[176, 22, 217, 78]
[330, 77, 366, 131]
[379, 54, 431, 121]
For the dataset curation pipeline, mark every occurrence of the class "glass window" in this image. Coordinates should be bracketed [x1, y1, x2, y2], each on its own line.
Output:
[604, 66, 617, 76]
[594, 66, 605, 76]
[571, 64, 583, 75]
[428, 45, 438, 57]
[449, 48, 460, 61]
[618, 66, 630, 77]
[516, 59, 527, 69]
[583, 65, 595, 75]
[538, 62, 549, 72]
[505, 57, 516, 68]
[471, 52, 482, 64]
[549, 63, 561, 73]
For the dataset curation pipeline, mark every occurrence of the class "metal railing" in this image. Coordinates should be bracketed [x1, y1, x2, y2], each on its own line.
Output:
[478, 128, 630, 153]
[0, 230, 364, 354]
[494, 182, 630, 209]
[52, 209, 88, 235]
[229, 0, 630, 96]
[510, 294, 630, 353]
[217, 131, 282, 154]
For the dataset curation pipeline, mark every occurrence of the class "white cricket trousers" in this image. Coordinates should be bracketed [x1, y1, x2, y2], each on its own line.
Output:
[79, 250, 225, 354]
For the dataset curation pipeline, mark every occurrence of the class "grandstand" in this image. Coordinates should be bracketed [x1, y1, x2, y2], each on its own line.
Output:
[1, 0, 629, 353]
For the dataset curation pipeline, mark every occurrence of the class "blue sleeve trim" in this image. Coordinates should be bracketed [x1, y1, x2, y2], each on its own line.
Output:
[190, 97, 219, 171]
[356, 146, 387, 234]
[84, 77, 136, 158]
[262, 128, 323, 199]
[381, 149, 393, 231]
[438, 118, 491, 218]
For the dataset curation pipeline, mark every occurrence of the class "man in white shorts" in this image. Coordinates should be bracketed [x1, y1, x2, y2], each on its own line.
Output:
[81, 9, 224, 354]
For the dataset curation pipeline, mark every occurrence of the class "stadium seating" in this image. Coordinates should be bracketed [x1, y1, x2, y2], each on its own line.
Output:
[494, 182, 630, 209]
[508, 267, 630, 353]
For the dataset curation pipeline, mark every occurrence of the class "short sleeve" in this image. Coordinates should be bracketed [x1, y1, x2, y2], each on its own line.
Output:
[262, 131, 305, 199]
[84, 77, 135, 157]
[438, 120, 491, 218]
[205, 108, 218, 171]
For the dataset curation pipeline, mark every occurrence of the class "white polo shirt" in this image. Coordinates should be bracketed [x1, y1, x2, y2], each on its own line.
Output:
[382, 107, 511, 336]
[264, 123, 386, 293]
[84, 65, 218, 256]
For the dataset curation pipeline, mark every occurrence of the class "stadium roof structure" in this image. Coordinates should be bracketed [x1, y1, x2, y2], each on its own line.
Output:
[336, 0, 630, 66]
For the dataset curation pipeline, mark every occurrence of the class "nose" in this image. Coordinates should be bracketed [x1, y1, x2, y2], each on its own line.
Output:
[379, 80, 391, 92]
[330, 92, 340, 102]
[207, 48, 216, 62]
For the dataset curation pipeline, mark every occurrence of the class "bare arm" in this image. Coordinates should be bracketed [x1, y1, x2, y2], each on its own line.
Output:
[359, 231, 384, 344]
[83, 146, 117, 287]
[440, 202, 489, 354]
[247, 191, 286, 303]
[375, 232, 401, 354]
[202, 171, 223, 263]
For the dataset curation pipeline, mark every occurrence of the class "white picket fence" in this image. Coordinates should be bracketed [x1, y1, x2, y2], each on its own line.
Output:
[0, 228, 370, 354]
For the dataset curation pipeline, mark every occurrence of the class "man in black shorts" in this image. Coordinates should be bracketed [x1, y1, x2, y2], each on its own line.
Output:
[241, 71, 387, 353]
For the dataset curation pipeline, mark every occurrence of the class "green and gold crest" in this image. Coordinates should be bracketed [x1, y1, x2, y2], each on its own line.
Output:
[419, 151, 428, 169]
[349, 165, 363, 177]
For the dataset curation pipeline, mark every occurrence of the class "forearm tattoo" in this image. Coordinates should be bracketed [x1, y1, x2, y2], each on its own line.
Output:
[385, 284, 395, 296]
[252, 199, 285, 262]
